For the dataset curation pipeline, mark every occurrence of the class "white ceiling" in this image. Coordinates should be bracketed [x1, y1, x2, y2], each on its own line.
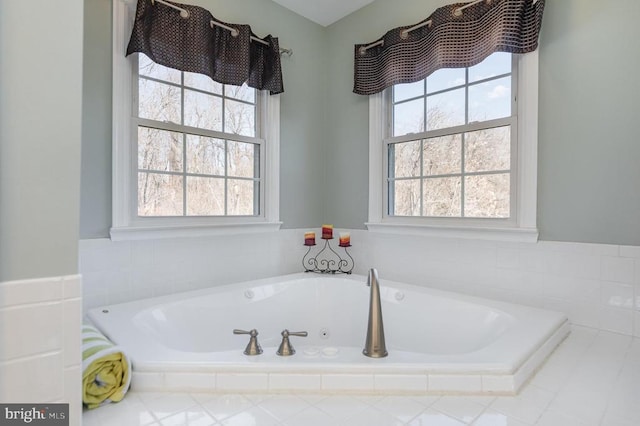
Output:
[271, 0, 376, 27]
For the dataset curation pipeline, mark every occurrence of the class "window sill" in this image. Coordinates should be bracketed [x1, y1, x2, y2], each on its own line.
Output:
[110, 222, 283, 241]
[365, 222, 539, 243]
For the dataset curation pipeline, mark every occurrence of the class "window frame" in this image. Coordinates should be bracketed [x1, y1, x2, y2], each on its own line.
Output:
[111, 0, 281, 240]
[367, 52, 539, 242]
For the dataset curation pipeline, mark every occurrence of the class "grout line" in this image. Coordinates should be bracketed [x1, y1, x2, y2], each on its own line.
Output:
[0, 349, 63, 365]
[0, 298, 63, 310]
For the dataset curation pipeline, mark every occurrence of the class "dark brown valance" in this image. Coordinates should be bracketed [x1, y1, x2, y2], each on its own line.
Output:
[126, 0, 284, 94]
[353, 0, 545, 95]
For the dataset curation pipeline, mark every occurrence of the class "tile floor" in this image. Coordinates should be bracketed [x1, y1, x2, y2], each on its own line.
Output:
[83, 326, 640, 426]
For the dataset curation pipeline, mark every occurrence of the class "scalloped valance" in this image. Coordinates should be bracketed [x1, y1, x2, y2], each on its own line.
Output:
[126, 0, 284, 94]
[353, 0, 545, 95]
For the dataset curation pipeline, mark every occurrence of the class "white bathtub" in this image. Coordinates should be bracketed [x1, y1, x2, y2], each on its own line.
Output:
[88, 273, 569, 394]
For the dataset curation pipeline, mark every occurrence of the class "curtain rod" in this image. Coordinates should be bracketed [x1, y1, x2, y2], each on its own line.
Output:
[208, 19, 266, 45]
[454, 0, 539, 17]
[453, 0, 489, 17]
[150, 0, 292, 56]
[359, 0, 538, 55]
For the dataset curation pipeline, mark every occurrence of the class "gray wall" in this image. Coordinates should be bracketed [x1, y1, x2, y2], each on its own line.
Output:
[80, 0, 328, 238]
[0, 0, 84, 281]
[82, 0, 640, 246]
[322, 0, 640, 245]
[81, 0, 113, 239]
[537, 0, 640, 245]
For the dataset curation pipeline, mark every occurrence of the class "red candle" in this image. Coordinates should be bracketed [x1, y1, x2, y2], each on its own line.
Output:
[304, 231, 316, 246]
[339, 232, 351, 247]
[322, 224, 333, 239]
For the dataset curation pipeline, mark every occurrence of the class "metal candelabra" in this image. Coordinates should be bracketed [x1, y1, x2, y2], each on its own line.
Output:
[302, 238, 354, 274]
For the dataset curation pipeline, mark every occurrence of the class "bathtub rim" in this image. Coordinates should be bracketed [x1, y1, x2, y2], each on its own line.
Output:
[88, 272, 570, 394]
[88, 272, 568, 373]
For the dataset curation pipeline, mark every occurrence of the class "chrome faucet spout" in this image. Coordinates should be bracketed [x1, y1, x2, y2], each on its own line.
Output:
[363, 268, 388, 358]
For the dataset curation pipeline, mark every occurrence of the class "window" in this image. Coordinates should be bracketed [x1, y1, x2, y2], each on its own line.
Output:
[112, 1, 280, 240]
[368, 52, 539, 242]
[389, 52, 515, 220]
[136, 55, 261, 217]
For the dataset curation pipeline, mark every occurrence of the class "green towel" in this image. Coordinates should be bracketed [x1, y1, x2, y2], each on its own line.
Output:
[82, 324, 132, 409]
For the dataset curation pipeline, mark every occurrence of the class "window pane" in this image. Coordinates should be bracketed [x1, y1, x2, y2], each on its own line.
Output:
[424, 177, 461, 217]
[465, 173, 510, 218]
[426, 68, 465, 94]
[393, 99, 424, 136]
[139, 79, 181, 123]
[184, 72, 222, 94]
[225, 99, 256, 136]
[186, 177, 224, 216]
[228, 179, 255, 215]
[138, 173, 183, 216]
[184, 90, 223, 131]
[468, 77, 511, 122]
[426, 88, 465, 130]
[227, 141, 258, 178]
[225, 84, 255, 103]
[186, 135, 225, 176]
[465, 127, 510, 173]
[392, 179, 421, 216]
[138, 54, 180, 84]
[138, 127, 183, 172]
[469, 52, 511, 83]
[394, 80, 424, 103]
[423, 134, 462, 176]
[391, 140, 421, 178]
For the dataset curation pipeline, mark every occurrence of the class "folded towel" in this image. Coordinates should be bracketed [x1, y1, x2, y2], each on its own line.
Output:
[82, 324, 132, 409]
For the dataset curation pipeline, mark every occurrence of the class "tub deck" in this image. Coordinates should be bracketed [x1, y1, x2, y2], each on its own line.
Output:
[89, 273, 570, 395]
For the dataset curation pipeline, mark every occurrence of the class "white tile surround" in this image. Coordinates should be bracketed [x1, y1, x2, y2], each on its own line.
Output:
[77, 231, 640, 424]
[82, 327, 640, 425]
[357, 231, 640, 338]
[80, 230, 302, 313]
[0, 275, 82, 426]
[80, 229, 640, 337]
[113, 320, 570, 395]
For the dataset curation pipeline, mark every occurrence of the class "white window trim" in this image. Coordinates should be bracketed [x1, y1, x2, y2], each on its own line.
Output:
[366, 51, 539, 243]
[111, 0, 281, 241]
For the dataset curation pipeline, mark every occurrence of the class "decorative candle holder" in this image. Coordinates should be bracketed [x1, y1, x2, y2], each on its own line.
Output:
[304, 231, 316, 246]
[338, 232, 351, 247]
[302, 237, 354, 275]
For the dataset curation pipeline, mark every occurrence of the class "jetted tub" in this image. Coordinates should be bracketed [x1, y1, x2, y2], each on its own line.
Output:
[88, 273, 569, 395]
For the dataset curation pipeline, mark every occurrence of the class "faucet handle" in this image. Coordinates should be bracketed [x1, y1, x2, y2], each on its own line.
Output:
[233, 329, 263, 355]
[276, 329, 308, 356]
[286, 330, 308, 337]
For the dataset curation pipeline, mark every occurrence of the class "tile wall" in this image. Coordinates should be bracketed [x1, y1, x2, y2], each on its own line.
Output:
[80, 230, 304, 313]
[349, 230, 640, 337]
[80, 230, 640, 337]
[0, 275, 82, 426]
